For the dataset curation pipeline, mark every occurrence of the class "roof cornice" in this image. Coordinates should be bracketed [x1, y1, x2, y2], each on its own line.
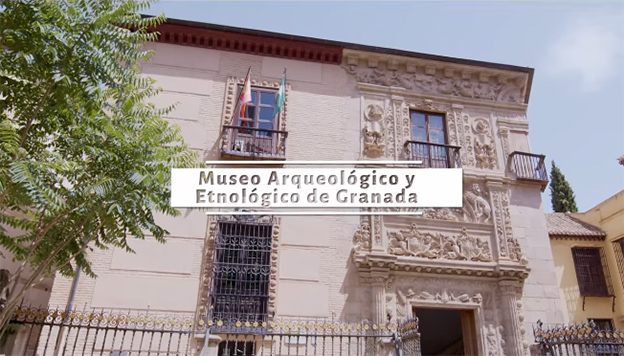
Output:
[143, 15, 535, 103]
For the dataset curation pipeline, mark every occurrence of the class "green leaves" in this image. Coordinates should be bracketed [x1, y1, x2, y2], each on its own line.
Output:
[549, 161, 579, 213]
[0, 0, 198, 327]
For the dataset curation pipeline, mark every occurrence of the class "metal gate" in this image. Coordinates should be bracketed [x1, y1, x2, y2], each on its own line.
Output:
[2, 307, 421, 356]
[533, 319, 624, 356]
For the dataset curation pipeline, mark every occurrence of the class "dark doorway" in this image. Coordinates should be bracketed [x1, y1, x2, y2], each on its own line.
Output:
[415, 308, 478, 356]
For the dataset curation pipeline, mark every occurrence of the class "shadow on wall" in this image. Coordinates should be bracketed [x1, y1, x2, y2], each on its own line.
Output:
[509, 184, 543, 210]
[340, 251, 369, 324]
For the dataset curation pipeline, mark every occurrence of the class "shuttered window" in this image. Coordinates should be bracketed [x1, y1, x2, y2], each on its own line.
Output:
[571, 247, 612, 297]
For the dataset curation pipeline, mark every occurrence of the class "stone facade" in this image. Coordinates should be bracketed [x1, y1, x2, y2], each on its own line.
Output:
[43, 21, 565, 356]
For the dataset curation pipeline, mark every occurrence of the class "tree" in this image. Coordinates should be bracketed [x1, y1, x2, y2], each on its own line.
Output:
[0, 0, 198, 334]
[549, 161, 579, 213]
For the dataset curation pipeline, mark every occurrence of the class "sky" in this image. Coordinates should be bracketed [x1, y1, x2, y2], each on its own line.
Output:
[144, 1, 624, 213]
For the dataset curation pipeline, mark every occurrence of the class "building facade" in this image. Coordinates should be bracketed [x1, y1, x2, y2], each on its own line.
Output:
[32, 18, 566, 356]
[547, 190, 624, 331]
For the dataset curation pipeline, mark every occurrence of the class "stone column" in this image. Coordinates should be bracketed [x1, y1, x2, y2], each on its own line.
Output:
[370, 275, 387, 326]
[486, 181, 509, 261]
[499, 281, 524, 356]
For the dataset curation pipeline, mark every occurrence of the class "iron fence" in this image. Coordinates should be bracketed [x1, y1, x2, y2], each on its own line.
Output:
[2, 307, 421, 356]
[533, 320, 624, 356]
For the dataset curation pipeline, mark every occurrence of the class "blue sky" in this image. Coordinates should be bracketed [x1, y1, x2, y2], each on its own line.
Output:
[145, 1, 624, 212]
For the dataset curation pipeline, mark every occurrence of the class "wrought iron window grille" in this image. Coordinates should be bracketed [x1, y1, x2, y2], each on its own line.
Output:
[571, 247, 616, 312]
[208, 215, 274, 328]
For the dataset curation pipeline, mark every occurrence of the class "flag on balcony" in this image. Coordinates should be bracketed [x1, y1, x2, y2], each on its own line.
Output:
[239, 68, 252, 118]
[273, 68, 286, 118]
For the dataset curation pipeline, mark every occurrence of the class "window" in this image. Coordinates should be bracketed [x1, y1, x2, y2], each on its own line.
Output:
[591, 319, 614, 331]
[571, 247, 611, 297]
[237, 86, 278, 134]
[210, 220, 273, 324]
[228, 86, 282, 156]
[218, 341, 255, 356]
[615, 238, 624, 287]
[408, 111, 451, 168]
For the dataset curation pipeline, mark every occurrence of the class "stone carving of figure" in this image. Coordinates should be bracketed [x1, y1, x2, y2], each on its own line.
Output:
[411, 234, 441, 259]
[464, 184, 492, 223]
[474, 139, 497, 169]
[353, 223, 371, 253]
[363, 126, 385, 157]
[486, 324, 499, 356]
[387, 232, 413, 256]
[472, 119, 498, 169]
[455, 228, 492, 262]
[442, 234, 465, 260]
[396, 290, 407, 318]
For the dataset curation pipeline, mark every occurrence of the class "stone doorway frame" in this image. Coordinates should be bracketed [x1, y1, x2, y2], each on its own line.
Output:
[408, 300, 486, 356]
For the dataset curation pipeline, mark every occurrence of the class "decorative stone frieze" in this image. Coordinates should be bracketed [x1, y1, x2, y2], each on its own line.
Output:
[343, 51, 527, 104]
[387, 224, 492, 262]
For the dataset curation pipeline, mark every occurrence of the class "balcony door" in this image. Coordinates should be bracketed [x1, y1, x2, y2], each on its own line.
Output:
[235, 87, 278, 155]
[410, 111, 449, 168]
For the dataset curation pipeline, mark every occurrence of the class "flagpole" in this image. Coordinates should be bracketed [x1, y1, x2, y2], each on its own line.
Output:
[233, 66, 252, 122]
[277, 67, 287, 124]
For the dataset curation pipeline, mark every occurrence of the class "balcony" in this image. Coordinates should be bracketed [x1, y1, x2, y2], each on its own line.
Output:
[221, 125, 288, 160]
[404, 141, 462, 168]
[508, 151, 549, 191]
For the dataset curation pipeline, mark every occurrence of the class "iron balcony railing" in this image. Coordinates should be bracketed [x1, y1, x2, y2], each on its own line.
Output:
[221, 125, 288, 159]
[509, 151, 548, 190]
[404, 140, 462, 168]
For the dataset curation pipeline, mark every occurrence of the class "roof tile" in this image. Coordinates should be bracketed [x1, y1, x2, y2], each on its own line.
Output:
[545, 213, 606, 237]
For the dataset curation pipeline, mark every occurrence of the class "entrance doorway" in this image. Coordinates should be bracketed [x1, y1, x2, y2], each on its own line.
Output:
[414, 307, 479, 356]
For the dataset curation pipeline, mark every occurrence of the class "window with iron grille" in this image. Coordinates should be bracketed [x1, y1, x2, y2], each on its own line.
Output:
[218, 341, 255, 356]
[614, 238, 624, 288]
[571, 247, 613, 297]
[591, 318, 614, 331]
[209, 219, 273, 324]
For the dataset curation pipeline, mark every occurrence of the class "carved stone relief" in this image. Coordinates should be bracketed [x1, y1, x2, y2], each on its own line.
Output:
[345, 65, 524, 104]
[363, 104, 386, 157]
[472, 118, 498, 170]
[352, 221, 372, 254]
[196, 215, 282, 324]
[490, 188, 528, 265]
[387, 224, 492, 262]
[384, 100, 396, 159]
[420, 182, 492, 224]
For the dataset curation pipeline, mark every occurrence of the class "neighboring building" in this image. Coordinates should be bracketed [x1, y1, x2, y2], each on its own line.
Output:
[17, 17, 564, 356]
[546, 190, 624, 330]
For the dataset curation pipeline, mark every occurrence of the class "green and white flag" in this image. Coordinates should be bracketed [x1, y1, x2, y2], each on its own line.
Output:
[273, 68, 286, 118]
